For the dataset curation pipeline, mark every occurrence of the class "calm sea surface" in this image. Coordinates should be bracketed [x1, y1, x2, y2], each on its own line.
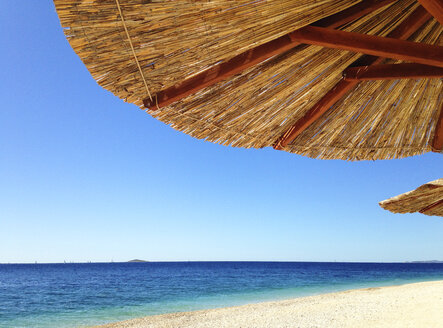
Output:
[1, 262, 443, 328]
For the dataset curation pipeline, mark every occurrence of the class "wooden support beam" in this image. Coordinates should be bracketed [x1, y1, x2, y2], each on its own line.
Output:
[275, 80, 357, 150]
[288, 26, 443, 68]
[432, 104, 443, 152]
[419, 199, 443, 214]
[144, 35, 297, 109]
[312, 0, 396, 29]
[144, 0, 396, 109]
[343, 63, 443, 80]
[417, 0, 443, 25]
[274, 6, 431, 150]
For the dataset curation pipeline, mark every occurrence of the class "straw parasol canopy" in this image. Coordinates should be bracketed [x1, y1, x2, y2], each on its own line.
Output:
[53, 0, 443, 160]
[379, 179, 443, 216]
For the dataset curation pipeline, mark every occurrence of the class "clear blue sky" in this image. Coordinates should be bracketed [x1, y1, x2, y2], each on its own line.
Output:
[1, 2, 442, 263]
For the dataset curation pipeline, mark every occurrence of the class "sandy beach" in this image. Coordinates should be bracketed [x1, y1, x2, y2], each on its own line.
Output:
[95, 280, 443, 328]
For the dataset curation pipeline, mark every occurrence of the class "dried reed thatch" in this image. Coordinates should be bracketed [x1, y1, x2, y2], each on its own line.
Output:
[53, 0, 443, 160]
[379, 179, 443, 217]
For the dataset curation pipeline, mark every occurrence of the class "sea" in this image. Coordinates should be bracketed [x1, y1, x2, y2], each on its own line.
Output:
[1, 261, 443, 328]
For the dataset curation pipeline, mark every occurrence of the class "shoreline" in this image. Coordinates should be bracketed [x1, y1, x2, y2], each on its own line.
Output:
[94, 280, 443, 328]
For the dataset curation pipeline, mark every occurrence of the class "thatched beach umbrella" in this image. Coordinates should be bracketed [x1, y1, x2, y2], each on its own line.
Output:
[379, 179, 443, 217]
[53, 0, 443, 160]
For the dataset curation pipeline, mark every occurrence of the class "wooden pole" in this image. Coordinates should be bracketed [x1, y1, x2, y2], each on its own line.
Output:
[417, 0, 443, 25]
[432, 104, 443, 152]
[312, 0, 395, 29]
[288, 26, 443, 68]
[419, 199, 443, 214]
[343, 63, 443, 80]
[274, 7, 431, 150]
[143, 0, 396, 109]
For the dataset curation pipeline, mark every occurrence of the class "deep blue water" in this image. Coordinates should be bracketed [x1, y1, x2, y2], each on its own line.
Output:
[1, 262, 443, 328]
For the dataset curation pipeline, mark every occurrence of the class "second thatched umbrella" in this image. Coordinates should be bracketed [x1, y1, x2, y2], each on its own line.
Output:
[379, 179, 443, 217]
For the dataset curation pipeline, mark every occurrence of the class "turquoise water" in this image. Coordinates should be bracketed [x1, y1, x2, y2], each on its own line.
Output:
[1, 262, 443, 327]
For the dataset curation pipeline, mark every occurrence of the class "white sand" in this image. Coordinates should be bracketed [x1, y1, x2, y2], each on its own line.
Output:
[95, 280, 443, 328]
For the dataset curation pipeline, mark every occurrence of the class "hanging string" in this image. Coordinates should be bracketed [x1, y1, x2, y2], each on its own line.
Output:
[115, 0, 153, 102]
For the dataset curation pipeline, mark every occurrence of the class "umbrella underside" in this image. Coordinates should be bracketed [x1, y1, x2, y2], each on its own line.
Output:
[380, 179, 443, 217]
[54, 0, 443, 160]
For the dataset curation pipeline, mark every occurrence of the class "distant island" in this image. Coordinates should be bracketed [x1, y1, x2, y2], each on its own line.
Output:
[128, 259, 149, 263]
[407, 260, 443, 264]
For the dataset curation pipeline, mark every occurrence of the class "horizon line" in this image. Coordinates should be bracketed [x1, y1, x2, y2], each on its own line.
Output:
[1, 260, 442, 265]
